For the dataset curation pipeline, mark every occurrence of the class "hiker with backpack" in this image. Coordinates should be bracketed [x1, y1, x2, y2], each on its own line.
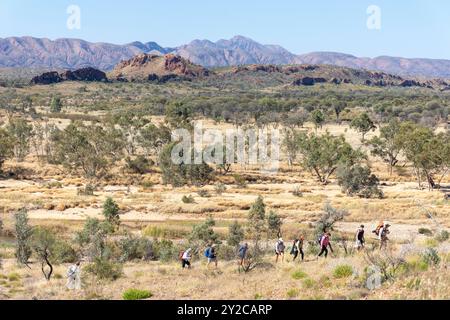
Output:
[275, 238, 285, 263]
[379, 223, 390, 250]
[181, 248, 192, 269]
[238, 243, 249, 268]
[290, 236, 304, 262]
[205, 244, 218, 269]
[355, 225, 365, 251]
[317, 232, 333, 258]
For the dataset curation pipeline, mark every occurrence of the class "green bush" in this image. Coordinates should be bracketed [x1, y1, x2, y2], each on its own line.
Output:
[435, 230, 449, 242]
[302, 278, 316, 289]
[333, 265, 354, 279]
[152, 239, 176, 262]
[85, 258, 123, 281]
[215, 183, 227, 195]
[197, 189, 211, 198]
[125, 156, 152, 174]
[117, 235, 153, 262]
[418, 228, 433, 236]
[421, 248, 440, 266]
[53, 240, 78, 264]
[182, 195, 195, 204]
[286, 288, 300, 298]
[123, 289, 153, 300]
[291, 269, 308, 280]
[217, 245, 236, 261]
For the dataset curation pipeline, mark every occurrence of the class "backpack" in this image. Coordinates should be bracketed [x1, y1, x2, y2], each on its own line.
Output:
[204, 247, 211, 258]
[178, 251, 185, 261]
[373, 221, 384, 236]
[317, 235, 323, 245]
[290, 240, 299, 254]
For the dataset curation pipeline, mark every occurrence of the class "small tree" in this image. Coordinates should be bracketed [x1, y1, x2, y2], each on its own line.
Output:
[350, 112, 376, 141]
[267, 210, 282, 239]
[367, 119, 403, 175]
[75, 218, 113, 261]
[103, 197, 120, 230]
[337, 164, 384, 199]
[247, 196, 267, 255]
[7, 118, 34, 162]
[315, 203, 348, 235]
[310, 109, 325, 132]
[14, 209, 33, 267]
[50, 96, 62, 113]
[0, 128, 14, 172]
[227, 220, 244, 247]
[189, 217, 219, 248]
[31, 227, 56, 281]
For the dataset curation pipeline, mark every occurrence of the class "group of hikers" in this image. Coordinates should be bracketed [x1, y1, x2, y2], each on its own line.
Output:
[179, 221, 392, 269]
[62, 221, 391, 291]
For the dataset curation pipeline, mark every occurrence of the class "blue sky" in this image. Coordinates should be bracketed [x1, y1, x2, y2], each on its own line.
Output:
[1, 0, 449, 59]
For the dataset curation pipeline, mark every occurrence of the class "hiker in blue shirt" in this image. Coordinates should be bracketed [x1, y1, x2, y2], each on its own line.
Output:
[205, 243, 218, 269]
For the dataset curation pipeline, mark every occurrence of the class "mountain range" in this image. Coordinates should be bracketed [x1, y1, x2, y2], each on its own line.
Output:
[1, 35, 450, 79]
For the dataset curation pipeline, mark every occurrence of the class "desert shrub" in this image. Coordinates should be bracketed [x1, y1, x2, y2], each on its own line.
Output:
[302, 278, 316, 289]
[7, 272, 21, 282]
[44, 181, 63, 189]
[214, 183, 226, 195]
[435, 230, 449, 242]
[124, 156, 152, 174]
[336, 164, 383, 199]
[418, 228, 433, 236]
[197, 189, 210, 198]
[286, 288, 300, 298]
[267, 210, 282, 239]
[77, 184, 95, 196]
[182, 195, 195, 204]
[227, 220, 244, 247]
[291, 185, 303, 197]
[103, 197, 120, 230]
[152, 239, 176, 262]
[424, 238, 438, 248]
[315, 203, 348, 235]
[217, 245, 236, 261]
[117, 234, 153, 262]
[333, 264, 354, 279]
[123, 289, 152, 300]
[188, 217, 219, 247]
[140, 180, 154, 190]
[306, 241, 320, 255]
[421, 248, 440, 266]
[52, 240, 78, 264]
[14, 209, 33, 266]
[75, 218, 114, 261]
[291, 269, 308, 280]
[85, 257, 123, 281]
[233, 174, 248, 188]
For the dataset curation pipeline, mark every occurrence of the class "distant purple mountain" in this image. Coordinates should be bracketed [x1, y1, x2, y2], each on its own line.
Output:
[1, 35, 450, 78]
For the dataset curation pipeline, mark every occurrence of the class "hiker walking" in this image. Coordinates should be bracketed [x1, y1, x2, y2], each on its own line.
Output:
[205, 244, 218, 269]
[181, 248, 192, 269]
[355, 225, 365, 251]
[290, 236, 304, 262]
[238, 243, 249, 269]
[318, 232, 333, 258]
[379, 223, 390, 250]
[275, 238, 285, 263]
[66, 261, 81, 290]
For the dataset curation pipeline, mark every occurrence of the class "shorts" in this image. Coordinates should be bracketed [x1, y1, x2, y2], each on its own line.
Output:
[208, 256, 217, 263]
[275, 250, 284, 255]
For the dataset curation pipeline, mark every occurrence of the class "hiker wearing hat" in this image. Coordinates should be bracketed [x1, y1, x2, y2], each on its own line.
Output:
[355, 225, 365, 251]
[275, 238, 285, 263]
[379, 223, 390, 250]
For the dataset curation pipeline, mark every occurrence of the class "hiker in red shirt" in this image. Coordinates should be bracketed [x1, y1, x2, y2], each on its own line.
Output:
[318, 232, 334, 258]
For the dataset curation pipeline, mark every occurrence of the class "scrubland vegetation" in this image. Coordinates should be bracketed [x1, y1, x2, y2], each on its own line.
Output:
[0, 77, 449, 300]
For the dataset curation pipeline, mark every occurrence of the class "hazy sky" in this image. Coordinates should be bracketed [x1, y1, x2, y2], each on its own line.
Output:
[1, 0, 449, 59]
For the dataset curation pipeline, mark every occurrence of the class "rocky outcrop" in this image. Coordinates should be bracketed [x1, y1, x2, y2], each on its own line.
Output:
[30, 71, 62, 85]
[292, 77, 328, 86]
[110, 53, 210, 82]
[31, 67, 107, 85]
[60, 67, 107, 82]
